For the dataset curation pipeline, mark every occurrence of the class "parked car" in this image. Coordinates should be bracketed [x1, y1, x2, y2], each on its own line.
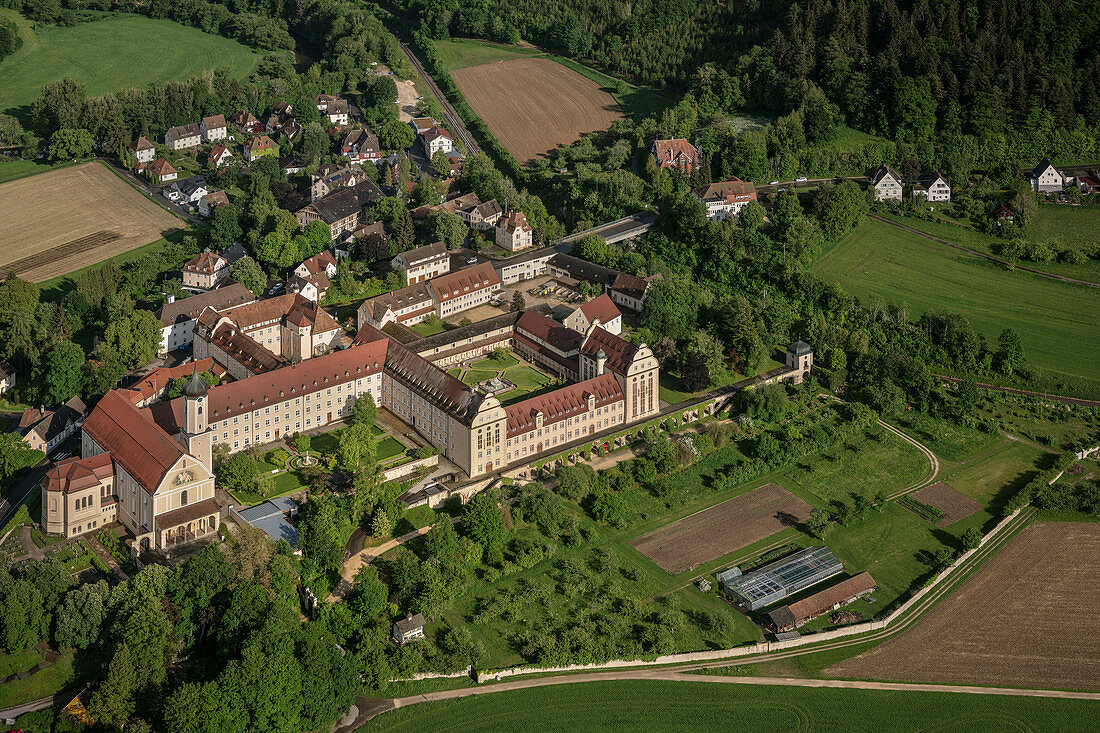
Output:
[267, 282, 284, 295]
[465, 256, 478, 264]
[777, 187, 787, 192]
[769, 180, 779, 185]
[795, 176, 808, 182]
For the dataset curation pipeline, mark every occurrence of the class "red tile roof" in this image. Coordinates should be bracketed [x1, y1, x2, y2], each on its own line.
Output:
[300, 251, 337, 276]
[653, 138, 697, 168]
[429, 263, 500, 303]
[246, 135, 278, 152]
[580, 326, 638, 375]
[578, 293, 621, 326]
[129, 136, 154, 152]
[515, 310, 582, 353]
[202, 114, 226, 129]
[217, 293, 341, 333]
[42, 453, 114, 494]
[149, 158, 177, 176]
[83, 390, 185, 494]
[183, 252, 228, 274]
[505, 373, 622, 437]
[128, 358, 219, 404]
[692, 177, 757, 204]
[498, 211, 531, 234]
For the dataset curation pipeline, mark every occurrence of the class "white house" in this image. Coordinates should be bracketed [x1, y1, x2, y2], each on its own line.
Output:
[691, 177, 758, 221]
[392, 242, 450, 285]
[913, 173, 951, 202]
[128, 137, 156, 165]
[871, 165, 903, 201]
[495, 211, 533, 252]
[564, 293, 622, 336]
[208, 144, 233, 168]
[155, 284, 255, 354]
[1030, 158, 1066, 193]
[326, 99, 349, 127]
[200, 115, 228, 143]
[294, 251, 338, 281]
[393, 613, 425, 645]
[165, 123, 202, 151]
[420, 126, 454, 157]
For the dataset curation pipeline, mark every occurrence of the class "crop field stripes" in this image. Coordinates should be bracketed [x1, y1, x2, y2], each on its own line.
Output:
[0, 230, 121, 278]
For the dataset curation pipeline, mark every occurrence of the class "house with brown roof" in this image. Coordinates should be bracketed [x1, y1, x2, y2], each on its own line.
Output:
[193, 293, 344, 378]
[229, 110, 263, 134]
[207, 143, 233, 169]
[146, 158, 178, 185]
[871, 165, 903, 201]
[19, 396, 87, 454]
[294, 251, 339, 281]
[182, 251, 230, 291]
[392, 242, 450, 285]
[608, 271, 656, 313]
[764, 572, 877, 632]
[128, 136, 156, 165]
[165, 123, 202, 150]
[41, 379, 219, 551]
[0, 361, 15, 396]
[310, 163, 367, 202]
[155, 282, 255, 354]
[993, 204, 1015, 226]
[429, 263, 501, 318]
[127, 357, 221, 407]
[564, 293, 622, 336]
[495, 211, 533, 251]
[325, 98, 349, 127]
[341, 128, 380, 163]
[692, 177, 758, 221]
[201, 115, 227, 142]
[468, 199, 502, 230]
[244, 135, 279, 163]
[420, 126, 454, 157]
[295, 180, 383, 242]
[410, 117, 436, 135]
[198, 190, 230, 218]
[653, 138, 699, 172]
[357, 282, 436, 328]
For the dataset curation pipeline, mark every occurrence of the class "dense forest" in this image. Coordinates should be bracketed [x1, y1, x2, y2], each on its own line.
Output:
[402, 0, 1100, 143]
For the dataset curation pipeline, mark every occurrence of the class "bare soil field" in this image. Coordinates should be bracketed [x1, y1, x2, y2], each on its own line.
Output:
[826, 522, 1100, 690]
[629, 483, 812, 574]
[451, 58, 623, 163]
[0, 162, 182, 282]
[911, 481, 983, 527]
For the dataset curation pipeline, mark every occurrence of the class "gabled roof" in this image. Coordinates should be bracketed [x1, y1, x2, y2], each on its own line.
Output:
[498, 211, 531, 234]
[129, 136, 154, 152]
[653, 138, 697, 166]
[42, 453, 114, 494]
[917, 171, 949, 187]
[993, 204, 1015, 219]
[360, 282, 434, 322]
[421, 126, 453, 143]
[167, 123, 201, 139]
[201, 321, 286, 374]
[245, 135, 277, 152]
[302, 180, 382, 224]
[149, 158, 177, 176]
[19, 396, 86, 442]
[515, 310, 583, 353]
[428, 263, 500, 303]
[394, 242, 448, 269]
[209, 144, 231, 162]
[505, 373, 622, 437]
[473, 199, 502, 219]
[156, 283, 254, 326]
[183, 252, 228, 274]
[299, 251, 337, 276]
[580, 326, 638, 375]
[395, 613, 426, 633]
[83, 390, 185, 494]
[610, 272, 650, 299]
[692, 177, 756, 204]
[1031, 158, 1057, 177]
[871, 164, 901, 185]
[342, 128, 379, 152]
[202, 114, 226, 129]
[217, 293, 341, 333]
[577, 293, 621, 325]
[327, 99, 349, 115]
[548, 254, 618, 286]
[127, 357, 219, 405]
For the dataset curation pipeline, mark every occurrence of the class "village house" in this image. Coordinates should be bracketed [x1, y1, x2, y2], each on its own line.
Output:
[340, 128, 381, 163]
[467, 199, 502, 230]
[280, 156, 306, 176]
[198, 190, 230, 218]
[128, 137, 156, 164]
[19, 396, 87, 454]
[182, 251, 230, 291]
[912, 172, 951, 202]
[310, 163, 369, 202]
[207, 143, 233, 168]
[652, 138, 699, 172]
[871, 165, 903, 201]
[281, 119, 303, 145]
[563, 293, 622, 336]
[193, 294, 345, 379]
[229, 111, 264, 135]
[1031, 158, 1066, 193]
[295, 180, 382, 242]
[393, 614, 426, 645]
[244, 135, 279, 163]
[0, 362, 15, 395]
[410, 117, 436, 135]
[993, 204, 1015, 226]
[41, 378, 219, 551]
[392, 242, 451, 285]
[155, 283, 255, 354]
[200, 115, 228, 143]
[420, 126, 454, 157]
[608, 272, 656, 313]
[326, 99, 350, 127]
[287, 270, 330, 303]
[496, 211, 534, 251]
[165, 123, 202, 150]
[147, 158, 178, 185]
[169, 176, 208, 209]
[691, 177, 758, 221]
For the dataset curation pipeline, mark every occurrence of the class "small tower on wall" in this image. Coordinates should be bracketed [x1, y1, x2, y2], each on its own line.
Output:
[183, 367, 212, 469]
[785, 341, 814, 385]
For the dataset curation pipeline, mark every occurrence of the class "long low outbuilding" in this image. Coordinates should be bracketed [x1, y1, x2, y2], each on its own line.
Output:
[764, 571, 877, 632]
[724, 546, 844, 611]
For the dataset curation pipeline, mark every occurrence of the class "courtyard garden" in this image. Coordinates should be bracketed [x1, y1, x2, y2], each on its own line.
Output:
[448, 349, 556, 405]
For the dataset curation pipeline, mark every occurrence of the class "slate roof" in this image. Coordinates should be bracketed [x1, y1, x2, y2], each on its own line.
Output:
[548, 254, 618, 286]
[303, 180, 382, 224]
[167, 123, 201, 139]
[871, 164, 901, 185]
[394, 242, 448, 270]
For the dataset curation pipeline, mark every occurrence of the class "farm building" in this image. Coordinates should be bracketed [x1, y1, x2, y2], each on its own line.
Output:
[724, 546, 844, 611]
[764, 572, 877, 632]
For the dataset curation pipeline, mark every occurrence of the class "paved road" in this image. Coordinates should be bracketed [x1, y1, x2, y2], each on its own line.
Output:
[868, 213, 1100, 288]
[754, 176, 869, 195]
[400, 42, 481, 156]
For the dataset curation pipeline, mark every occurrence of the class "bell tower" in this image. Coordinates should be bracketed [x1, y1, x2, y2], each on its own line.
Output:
[183, 367, 212, 468]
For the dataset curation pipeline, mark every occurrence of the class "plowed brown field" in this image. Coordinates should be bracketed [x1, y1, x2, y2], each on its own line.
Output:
[911, 481, 983, 527]
[451, 58, 622, 162]
[826, 522, 1100, 690]
[629, 483, 812, 574]
[0, 162, 183, 282]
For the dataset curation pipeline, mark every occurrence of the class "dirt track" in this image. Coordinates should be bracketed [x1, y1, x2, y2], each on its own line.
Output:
[629, 483, 812, 573]
[825, 522, 1100, 690]
[451, 58, 622, 162]
[0, 162, 182, 282]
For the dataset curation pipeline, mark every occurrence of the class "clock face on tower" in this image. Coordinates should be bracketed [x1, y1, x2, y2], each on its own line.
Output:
[174, 470, 195, 485]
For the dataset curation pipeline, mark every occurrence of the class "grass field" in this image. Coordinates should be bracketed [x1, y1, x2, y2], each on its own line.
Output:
[0, 11, 262, 118]
[359, 679, 1099, 732]
[828, 522, 1100, 691]
[432, 38, 541, 71]
[813, 217, 1100, 396]
[0, 649, 77, 710]
[0, 158, 72, 184]
[452, 57, 624, 162]
[878, 209, 1100, 283]
[0, 162, 185, 283]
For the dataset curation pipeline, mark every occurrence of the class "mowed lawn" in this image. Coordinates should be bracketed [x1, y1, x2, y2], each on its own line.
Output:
[813, 218, 1100, 394]
[359, 679, 1099, 733]
[0, 12, 262, 117]
[432, 38, 541, 71]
